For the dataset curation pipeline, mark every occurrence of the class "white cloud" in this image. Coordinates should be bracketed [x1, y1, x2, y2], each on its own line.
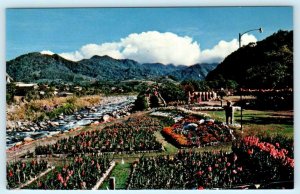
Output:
[119, 31, 201, 65]
[199, 33, 257, 63]
[57, 31, 201, 66]
[43, 31, 257, 65]
[40, 50, 54, 55]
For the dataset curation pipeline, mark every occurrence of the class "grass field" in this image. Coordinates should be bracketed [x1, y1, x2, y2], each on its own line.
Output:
[201, 109, 293, 137]
[100, 162, 131, 190]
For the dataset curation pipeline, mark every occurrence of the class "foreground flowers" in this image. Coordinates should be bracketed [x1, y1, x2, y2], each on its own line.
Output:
[129, 135, 293, 189]
[26, 154, 110, 189]
[7, 159, 48, 189]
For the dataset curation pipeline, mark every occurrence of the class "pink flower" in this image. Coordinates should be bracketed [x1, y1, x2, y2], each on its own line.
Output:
[233, 154, 238, 161]
[197, 171, 203, 176]
[226, 162, 231, 167]
[237, 166, 243, 172]
[247, 149, 253, 155]
[208, 166, 212, 172]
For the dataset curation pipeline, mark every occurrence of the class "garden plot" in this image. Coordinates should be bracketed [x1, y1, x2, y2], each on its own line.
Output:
[128, 135, 294, 189]
[34, 116, 164, 155]
[162, 115, 234, 148]
[7, 159, 49, 189]
[25, 155, 113, 189]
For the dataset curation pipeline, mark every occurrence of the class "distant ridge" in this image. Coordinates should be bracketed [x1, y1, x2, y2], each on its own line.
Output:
[7, 52, 217, 83]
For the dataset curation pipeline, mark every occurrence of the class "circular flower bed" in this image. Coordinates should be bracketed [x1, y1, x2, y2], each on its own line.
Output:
[162, 115, 234, 148]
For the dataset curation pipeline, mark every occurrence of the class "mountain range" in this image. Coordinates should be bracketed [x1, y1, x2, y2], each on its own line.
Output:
[7, 30, 292, 88]
[7, 52, 217, 83]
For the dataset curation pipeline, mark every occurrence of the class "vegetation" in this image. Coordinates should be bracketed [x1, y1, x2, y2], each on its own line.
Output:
[206, 30, 293, 89]
[6, 29, 294, 190]
[7, 52, 216, 83]
[129, 143, 293, 189]
[6, 83, 16, 104]
[133, 94, 149, 111]
[34, 116, 163, 155]
[201, 109, 293, 137]
[26, 155, 111, 189]
[7, 159, 48, 189]
[162, 115, 234, 148]
[7, 95, 101, 122]
[100, 163, 131, 190]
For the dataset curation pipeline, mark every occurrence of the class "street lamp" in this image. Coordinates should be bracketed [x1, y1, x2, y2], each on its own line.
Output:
[239, 28, 263, 48]
[238, 27, 263, 132]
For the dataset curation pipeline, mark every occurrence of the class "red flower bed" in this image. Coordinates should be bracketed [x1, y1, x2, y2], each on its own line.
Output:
[162, 127, 189, 146]
[7, 159, 48, 189]
[130, 135, 294, 189]
[35, 116, 163, 155]
[240, 136, 294, 168]
[26, 155, 110, 189]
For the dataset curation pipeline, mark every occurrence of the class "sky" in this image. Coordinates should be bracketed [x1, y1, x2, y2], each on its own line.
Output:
[6, 7, 293, 65]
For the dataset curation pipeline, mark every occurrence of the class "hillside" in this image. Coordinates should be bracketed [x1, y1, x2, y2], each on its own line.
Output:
[6, 52, 93, 83]
[7, 53, 216, 83]
[171, 63, 218, 81]
[206, 30, 293, 89]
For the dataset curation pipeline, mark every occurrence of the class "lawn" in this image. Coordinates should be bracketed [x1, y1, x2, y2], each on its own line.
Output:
[100, 162, 131, 190]
[201, 109, 293, 137]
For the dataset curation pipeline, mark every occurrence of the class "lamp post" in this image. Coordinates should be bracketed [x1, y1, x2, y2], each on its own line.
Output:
[238, 27, 263, 132]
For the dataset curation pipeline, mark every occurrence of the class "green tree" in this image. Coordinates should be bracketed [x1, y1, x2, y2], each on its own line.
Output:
[149, 95, 159, 108]
[6, 83, 16, 104]
[134, 94, 149, 111]
[159, 82, 186, 103]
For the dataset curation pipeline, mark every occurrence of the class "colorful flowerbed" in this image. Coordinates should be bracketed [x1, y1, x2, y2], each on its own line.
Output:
[232, 136, 294, 183]
[7, 159, 48, 189]
[162, 115, 234, 147]
[35, 116, 163, 155]
[129, 135, 294, 189]
[26, 155, 111, 189]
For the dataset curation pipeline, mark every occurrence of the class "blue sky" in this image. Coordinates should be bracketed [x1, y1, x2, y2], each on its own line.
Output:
[6, 7, 293, 65]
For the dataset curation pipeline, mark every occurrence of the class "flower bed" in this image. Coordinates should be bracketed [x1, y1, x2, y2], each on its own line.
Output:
[158, 106, 211, 118]
[34, 116, 163, 155]
[232, 136, 294, 169]
[162, 115, 234, 148]
[7, 159, 48, 189]
[26, 155, 111, 189]
[129, 150, 246, 189]
[129, 135, 294, 190]
[260, 135, 294, 159]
